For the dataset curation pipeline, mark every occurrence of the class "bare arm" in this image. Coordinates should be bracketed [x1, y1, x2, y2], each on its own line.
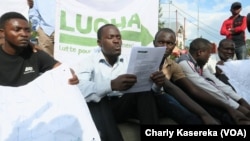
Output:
[175, 78, 250, 124]
[163, 79, 219, 124]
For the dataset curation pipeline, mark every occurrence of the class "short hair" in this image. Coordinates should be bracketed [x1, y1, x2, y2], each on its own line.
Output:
[97, 24, 117, 40]
[154, 28, 176, 40]
[189, 38, 211, 54]
[0, 12, 27, 29]
[218, 38, 235, 49]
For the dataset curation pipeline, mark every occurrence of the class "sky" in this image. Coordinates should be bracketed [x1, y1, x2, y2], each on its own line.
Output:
[160, 0, 250, 46]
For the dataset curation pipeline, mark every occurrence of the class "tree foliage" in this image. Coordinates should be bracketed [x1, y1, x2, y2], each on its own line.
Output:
[158, 1, 165, 30]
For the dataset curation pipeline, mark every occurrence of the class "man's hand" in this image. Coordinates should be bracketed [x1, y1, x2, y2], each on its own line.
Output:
[111, 74, 137, 91]
[238, 98, 250, 111]
[201, 115, 220, 125]
[150, 71, 166, 87]
[68, 69, 79, 85]
[29, 42, 42, 53]
[228, 108, 250, 125]
[229, 28, 235, 34]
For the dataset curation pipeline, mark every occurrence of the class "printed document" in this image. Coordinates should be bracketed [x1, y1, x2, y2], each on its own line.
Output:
[123, 46, 166, 93]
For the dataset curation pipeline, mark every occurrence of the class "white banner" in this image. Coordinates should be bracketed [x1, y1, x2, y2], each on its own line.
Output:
[0, 65, 100, 141]
[54, 0, 159, 65]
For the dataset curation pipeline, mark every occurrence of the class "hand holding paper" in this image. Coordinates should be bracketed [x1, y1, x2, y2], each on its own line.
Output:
[123, 46, 166, 93]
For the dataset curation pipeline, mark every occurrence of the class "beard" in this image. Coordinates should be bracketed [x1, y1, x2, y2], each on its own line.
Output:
[6, 40, 27, 54]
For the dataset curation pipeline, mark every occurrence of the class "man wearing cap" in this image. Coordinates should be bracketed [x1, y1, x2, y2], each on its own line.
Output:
[220, 2, 247, 60]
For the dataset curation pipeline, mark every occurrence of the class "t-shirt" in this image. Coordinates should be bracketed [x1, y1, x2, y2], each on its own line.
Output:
[0, 45, 57, 86]
[161, 58, 185, 82]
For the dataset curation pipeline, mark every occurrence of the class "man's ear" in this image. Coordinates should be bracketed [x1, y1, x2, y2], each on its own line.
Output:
[97, 39, 102, 47]
[0, 29, 4, 44]
[197, 49, 203, 56]
[0, 28, 4, 35]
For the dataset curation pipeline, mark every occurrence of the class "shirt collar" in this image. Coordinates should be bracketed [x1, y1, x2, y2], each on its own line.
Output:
[187, 53, 198, 67]
[164, 57, 175, 66]
[95, 47, 124, 65]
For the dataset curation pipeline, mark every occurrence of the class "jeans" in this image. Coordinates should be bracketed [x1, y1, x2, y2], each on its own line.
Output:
[156, 93, 203, 124]
[235, 44, 247, 60]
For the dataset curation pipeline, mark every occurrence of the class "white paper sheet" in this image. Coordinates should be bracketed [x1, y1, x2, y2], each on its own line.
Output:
[0, 64, 100, 141]
[123, 46, 166, 93]
[218, 60, 250, 103]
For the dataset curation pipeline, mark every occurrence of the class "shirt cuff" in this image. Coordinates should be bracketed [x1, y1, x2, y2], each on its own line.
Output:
[85, 94, 101, 103]
[151, 83, 162, 93]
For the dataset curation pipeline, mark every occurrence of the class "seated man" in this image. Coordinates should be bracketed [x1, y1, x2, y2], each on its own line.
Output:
[154, 28, 250, 125]
[75, 24, 165, 141]
[154, 28, 218, 125]
[204, 38, 236, 90]
[0, 11, 78, 86]
[177, 38, 250, 124]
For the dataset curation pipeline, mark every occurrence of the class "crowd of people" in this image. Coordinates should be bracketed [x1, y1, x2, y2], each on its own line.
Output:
[1, 1, 250, 141]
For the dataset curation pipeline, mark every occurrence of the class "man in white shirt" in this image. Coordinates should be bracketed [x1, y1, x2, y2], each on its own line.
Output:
[76, 24, 165, 141]
[177, 38, 250, 124]
[28, 0, 55, 56]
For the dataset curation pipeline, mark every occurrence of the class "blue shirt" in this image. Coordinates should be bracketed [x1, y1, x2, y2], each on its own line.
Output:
[75, 47, 128, 102]
[75, 47, 160, 102]
[29, 0, 55, 36]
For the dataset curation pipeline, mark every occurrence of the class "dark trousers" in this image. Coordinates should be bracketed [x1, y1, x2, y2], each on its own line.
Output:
[156, 93, 203, 124]
[197, 102, 235, 124]
[87, 91, 158, 141]
[235, 44, 247, 60]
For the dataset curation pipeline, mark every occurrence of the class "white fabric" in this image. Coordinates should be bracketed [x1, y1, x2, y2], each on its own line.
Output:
[0, 64, 100, 141]
[218, 60, 250, 103]
[204, 53, 221, 74]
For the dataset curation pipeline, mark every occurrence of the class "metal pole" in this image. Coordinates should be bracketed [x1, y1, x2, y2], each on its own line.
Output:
[197, 0, 199, 37]
[169, 0, 172, 27]
[184, 17, 186, 49]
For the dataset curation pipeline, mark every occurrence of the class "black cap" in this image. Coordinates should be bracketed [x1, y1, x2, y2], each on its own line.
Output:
[231, 2, 241, 9]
